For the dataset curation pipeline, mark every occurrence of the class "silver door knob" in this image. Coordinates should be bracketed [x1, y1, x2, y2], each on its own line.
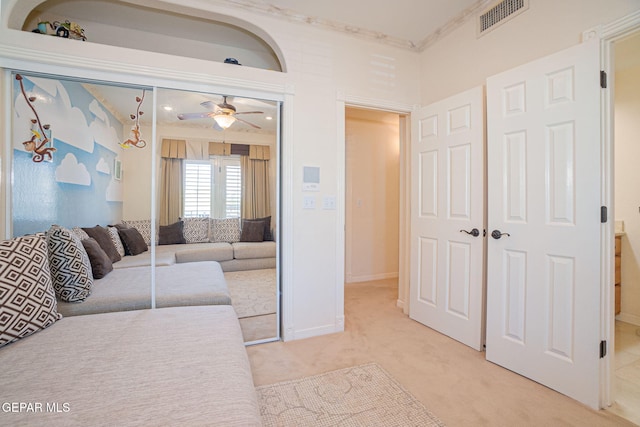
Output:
[460, 228, 480, 237]
[491, 230, 510, 239]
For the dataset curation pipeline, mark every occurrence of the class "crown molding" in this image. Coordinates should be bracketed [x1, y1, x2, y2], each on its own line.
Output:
[223, 0, 492, 52]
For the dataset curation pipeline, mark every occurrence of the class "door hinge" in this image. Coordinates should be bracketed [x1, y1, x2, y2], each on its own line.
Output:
[600, 70, 607, 89]
[600, 340, 607, 358]
[601, 206, 608, 223]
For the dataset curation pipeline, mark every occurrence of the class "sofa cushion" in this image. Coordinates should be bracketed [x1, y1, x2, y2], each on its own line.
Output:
[0, 233, 62, 348]
[46, 225, 93, 302]
[107, 226, 125, 257]
[56, 262, 231, 316]
[81, 238, 113, 279]
[212, 217, 240, 243]
[0, 306, 262, 426]
[158, 221, 186, 245]
[118, 228, 148, 256]
[232, 241, 277, 260]
[175, 242, 233, 263]
[112, 245, 176, 269]
[182, 217, 210, 243]
[240, 219, 265, 242]
[83, 225, 121, 263]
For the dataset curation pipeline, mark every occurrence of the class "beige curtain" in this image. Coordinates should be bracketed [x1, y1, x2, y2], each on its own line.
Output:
[160, 139, 186, 225]
[241, 154, 271, 219]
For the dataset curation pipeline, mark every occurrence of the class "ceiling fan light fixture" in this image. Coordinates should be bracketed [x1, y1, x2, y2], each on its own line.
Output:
[213, 114, 236, 129]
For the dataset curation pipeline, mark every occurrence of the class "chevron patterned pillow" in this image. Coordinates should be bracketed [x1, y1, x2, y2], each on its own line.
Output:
[46, 225, 93, 302]
[182, 217, 210, 243]
[211, 218, 241, 243]
[0, 233, 62, 348]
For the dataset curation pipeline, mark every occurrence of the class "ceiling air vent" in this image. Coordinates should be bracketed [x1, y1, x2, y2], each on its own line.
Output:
[477, 0, 529, 37]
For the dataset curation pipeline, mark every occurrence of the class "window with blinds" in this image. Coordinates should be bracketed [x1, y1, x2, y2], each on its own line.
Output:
[183, 156, 241, 219]
[184, 161, 211, 217]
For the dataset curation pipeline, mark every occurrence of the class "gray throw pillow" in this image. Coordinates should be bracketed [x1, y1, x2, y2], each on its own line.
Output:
[158, 221, 186, 245]
[82, 225, 121, 263]
[81, 238, 113, 279]
[240, 219, 265, 242]
[118, 228, 148, 256]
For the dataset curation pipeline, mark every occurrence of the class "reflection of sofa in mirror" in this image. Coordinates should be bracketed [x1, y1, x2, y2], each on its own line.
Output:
[52, 217, 277, 342]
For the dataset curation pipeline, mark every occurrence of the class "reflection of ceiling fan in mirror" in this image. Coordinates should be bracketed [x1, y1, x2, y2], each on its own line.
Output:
[177, 96, 263, 130]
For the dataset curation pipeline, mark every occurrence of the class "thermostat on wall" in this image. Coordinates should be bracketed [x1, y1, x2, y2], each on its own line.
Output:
[303, 166, 320, 191]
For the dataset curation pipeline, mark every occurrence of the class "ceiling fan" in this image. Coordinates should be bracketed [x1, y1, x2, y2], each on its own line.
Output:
[177, 96, 263, 130]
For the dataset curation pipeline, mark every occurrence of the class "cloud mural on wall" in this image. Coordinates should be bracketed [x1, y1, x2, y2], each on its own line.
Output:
[13, 76, 94, 153]
[13, 76, 122, 154]
[55, 153, 91, 186]
[88, 100, 121, 151]
[96, 157, 111, 175]
[105, 179, 123, 202]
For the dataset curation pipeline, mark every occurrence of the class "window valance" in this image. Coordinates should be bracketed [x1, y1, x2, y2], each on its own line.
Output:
[209, 142, 270, 160]
[162, 139, 270, 160]
[161, 139, 186, 159]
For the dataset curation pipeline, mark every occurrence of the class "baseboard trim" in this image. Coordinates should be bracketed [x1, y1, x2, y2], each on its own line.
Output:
[293, 322, 343, 340]
[397, 299, 405, 309]
[616, 312, 640, 326]
[346, 272, 399, 283]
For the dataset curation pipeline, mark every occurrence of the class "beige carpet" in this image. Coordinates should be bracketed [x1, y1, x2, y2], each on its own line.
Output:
[225, 268, 277, 342]
[248, 279, 637, 427]
[257, 363, 445, 427]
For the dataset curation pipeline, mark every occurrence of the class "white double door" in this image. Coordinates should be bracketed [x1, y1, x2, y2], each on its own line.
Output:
[410, 40, 602, 408]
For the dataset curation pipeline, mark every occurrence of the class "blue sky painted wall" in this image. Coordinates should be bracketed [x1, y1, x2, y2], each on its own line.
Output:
[12, 75, 128, 236]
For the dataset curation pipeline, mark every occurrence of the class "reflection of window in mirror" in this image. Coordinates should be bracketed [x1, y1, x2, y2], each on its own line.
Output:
[156, 89, 280, 344]
[184, 156, 242, 219]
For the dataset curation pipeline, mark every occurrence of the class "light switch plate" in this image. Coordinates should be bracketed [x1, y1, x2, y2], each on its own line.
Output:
[303, 195, 316, 209]
[323, 196, 336, 210]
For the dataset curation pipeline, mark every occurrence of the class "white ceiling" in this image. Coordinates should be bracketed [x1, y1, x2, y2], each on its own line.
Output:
[39, 0, 493, 133]
[224, 0, 490, 49]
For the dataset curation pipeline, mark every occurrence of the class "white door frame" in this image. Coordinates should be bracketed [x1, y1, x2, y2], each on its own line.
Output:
[336, 93, 414, 318]
[585, 9, 640, 408]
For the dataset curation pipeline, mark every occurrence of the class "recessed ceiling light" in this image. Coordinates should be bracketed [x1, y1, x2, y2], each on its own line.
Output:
[265, 116, 273, 120]
[162, 105, 173, 111]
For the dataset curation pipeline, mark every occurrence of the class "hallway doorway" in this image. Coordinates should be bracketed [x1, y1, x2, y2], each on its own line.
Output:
[345, 107, 401, 287]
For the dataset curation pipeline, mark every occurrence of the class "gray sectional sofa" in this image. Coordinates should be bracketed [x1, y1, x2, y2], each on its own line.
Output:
[0, 306, 262, 426]
[116, 241, 277, 272]
[57, 218, 276, 317]
[56, 261, 231, 316]
[0, 232, 263, 426]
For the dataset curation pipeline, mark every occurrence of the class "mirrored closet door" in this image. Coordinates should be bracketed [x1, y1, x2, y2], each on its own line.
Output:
[10, 73, 280, 344]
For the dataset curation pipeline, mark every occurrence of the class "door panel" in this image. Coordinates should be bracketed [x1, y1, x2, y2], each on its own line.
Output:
[410, 86, 485, 351]
[486, 40, 601, 409]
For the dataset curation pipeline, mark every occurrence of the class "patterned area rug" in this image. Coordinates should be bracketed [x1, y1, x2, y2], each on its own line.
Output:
[256, 363, 445, 427]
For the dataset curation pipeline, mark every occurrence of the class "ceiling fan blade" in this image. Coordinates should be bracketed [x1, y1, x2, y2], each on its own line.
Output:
[234, 111, 263, 115]
[235, 117, 261, 129]
[177, 112, 212, 120]
[200, 101, 218, 111]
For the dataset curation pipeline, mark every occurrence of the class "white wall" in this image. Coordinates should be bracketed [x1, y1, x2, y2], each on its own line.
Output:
[0, 0, 420, 341]
[345, 108, 399, 283]
[2, 0, 637, 341]
[615, 63, 640, 324]
[419, 0, 640, 104]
